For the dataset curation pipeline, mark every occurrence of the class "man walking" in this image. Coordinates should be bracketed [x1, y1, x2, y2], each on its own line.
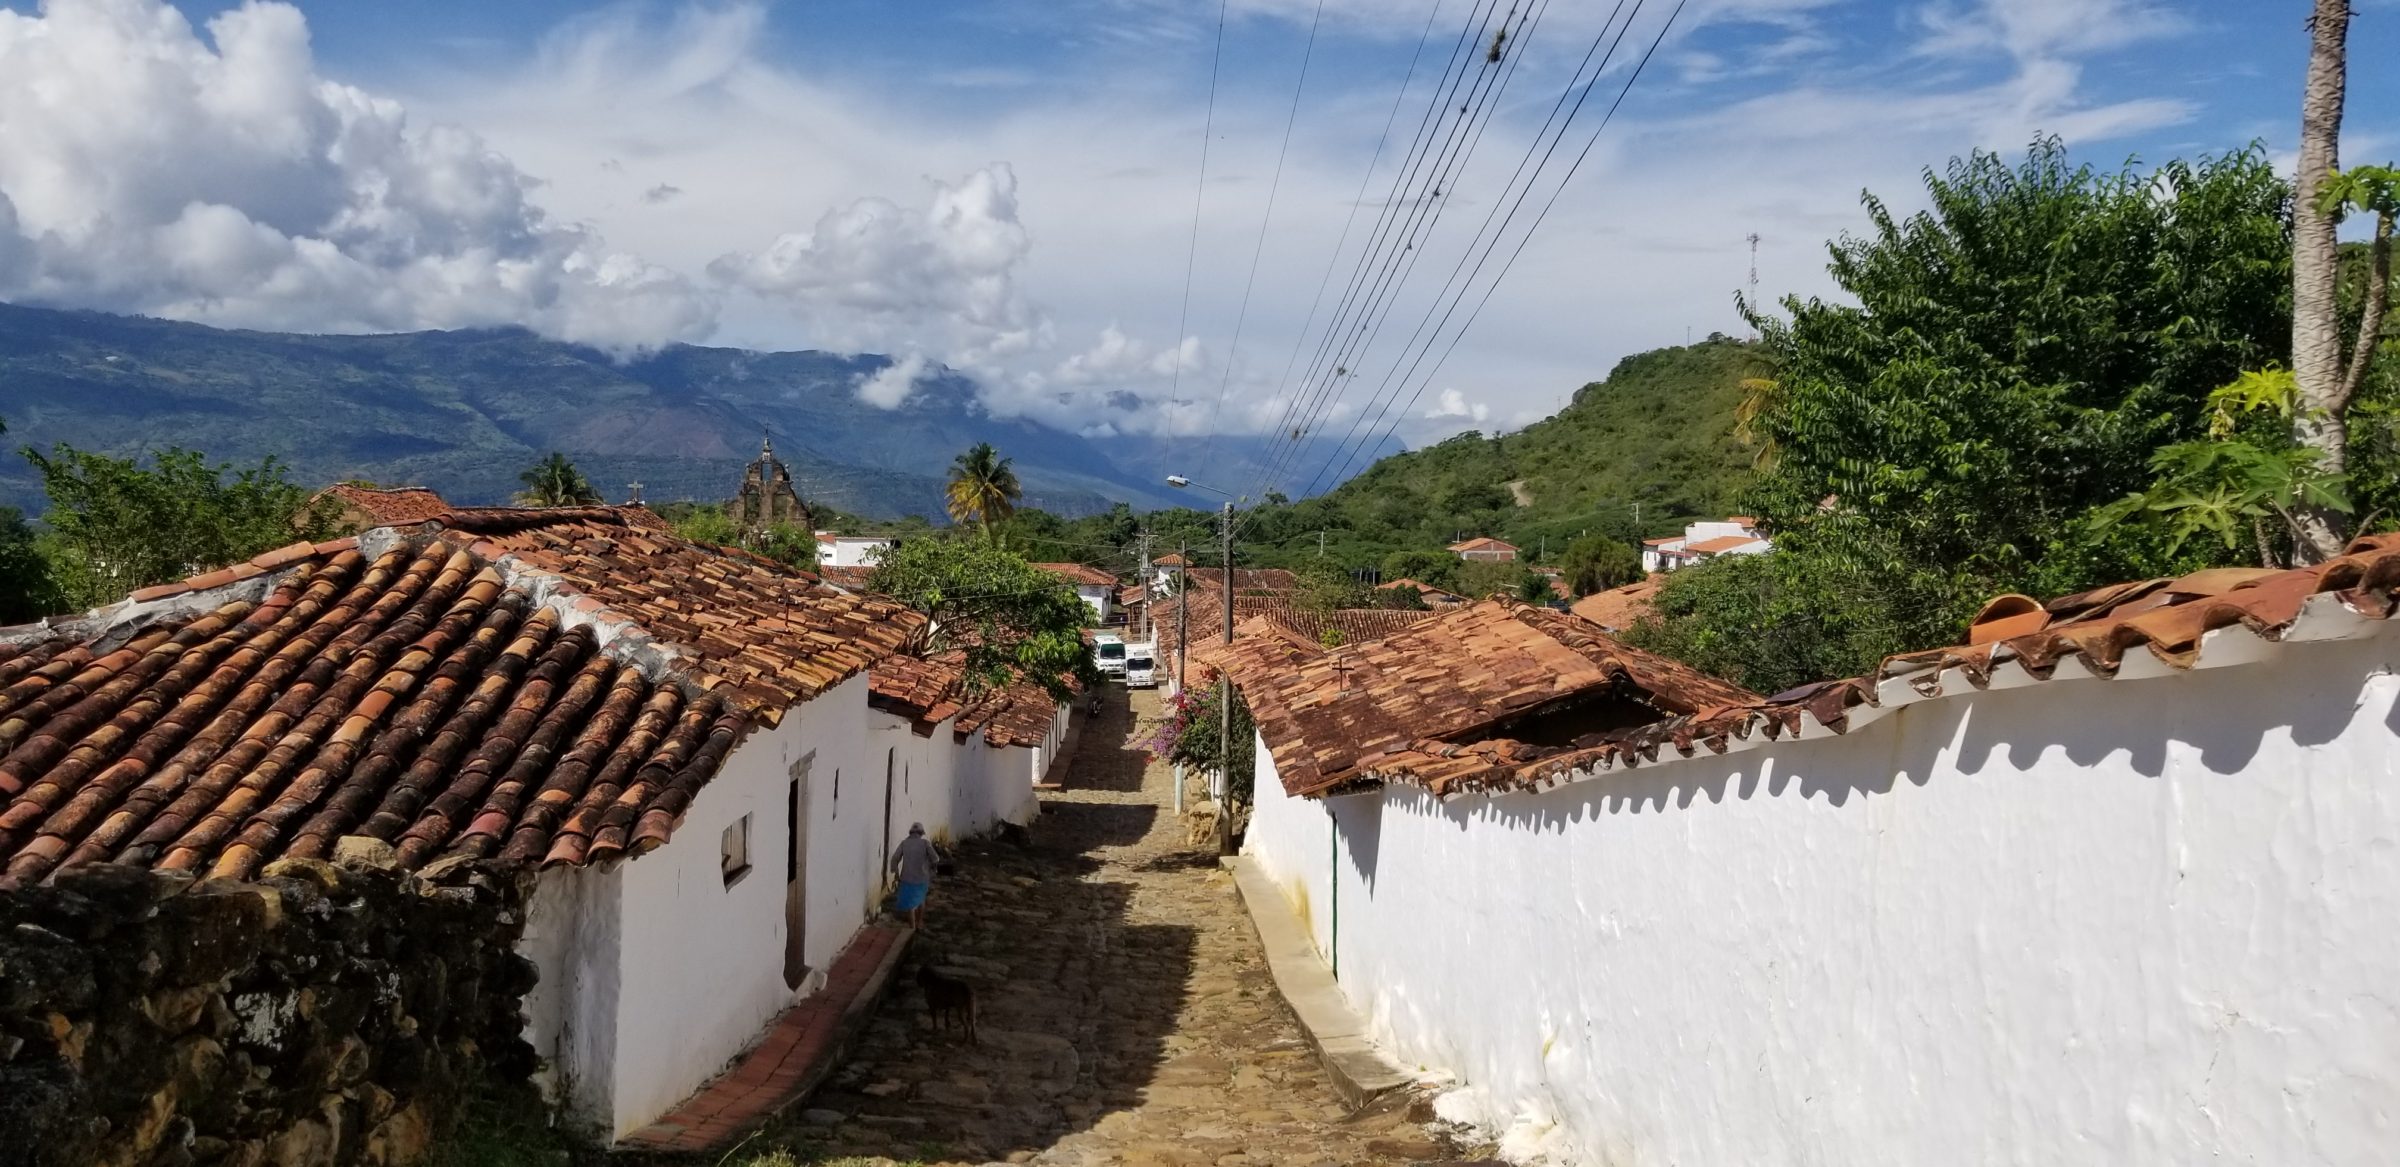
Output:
[889, 823, 941, 930]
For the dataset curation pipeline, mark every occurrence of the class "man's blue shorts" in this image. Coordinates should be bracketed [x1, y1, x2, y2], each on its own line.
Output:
[896, 880, 930, 911]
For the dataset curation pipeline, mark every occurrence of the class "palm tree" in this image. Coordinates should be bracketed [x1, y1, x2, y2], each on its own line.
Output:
[945, 442, 1021, 534]
[517, 452, 601, 508]
[2290, 0, 2360, 562]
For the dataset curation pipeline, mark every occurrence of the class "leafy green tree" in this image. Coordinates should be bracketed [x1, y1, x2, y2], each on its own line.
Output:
[1560, 535, 1641, 595]
[945, 442, 1022, 535]
[1454, 559, 1534, 601]
[2289, 161, 2396, 556]
[25, 444, 341, 609]
[865, 536, 1093, 699]
[516, 452, 601, 507]
[0, 417, 59, 622]
[1515, 573, 1557, 605]
[1380, 583, 1431, 610]
[1736, 138, 2291, 667]
[1379, 549, 1456, 590]
[1293, 558, 1372, 612]
[669, 504, 740, 545]
[1624, 549, 1956, 696]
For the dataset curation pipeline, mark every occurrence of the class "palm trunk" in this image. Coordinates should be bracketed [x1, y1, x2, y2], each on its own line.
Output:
[2291, 0, 2354, 563]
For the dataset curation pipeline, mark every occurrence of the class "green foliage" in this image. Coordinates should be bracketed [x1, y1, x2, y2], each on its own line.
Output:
[1452, 559, 1535, 601]
[1700, 138, 2296, 676]
[1624, 548, 1960, 697]
[0, 504, 55, 622]
[864, 536, 1093, 699]
[944, 442, 1022, 533]
[1559, 535, 1640, 596]
[665, 503, 739, 545]
[1377, 549, 1457, 591]
[1154, 683, 1256, 806]
[516, 452, 601, 507]
[24, 444, 341, 609]
[2093, 440, 2348, 558]
[1379, 582, 1430, 610]
[1293, 558, 1372, 612]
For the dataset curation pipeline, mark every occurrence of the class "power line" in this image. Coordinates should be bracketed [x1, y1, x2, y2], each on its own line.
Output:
[1263, 0, 1556, 507]
[1246, 0, 1450, 482]
[1164, 0, 1234, 428]
[1242, 0, 1538, 505]
[1197, 0, 1331, 464]
[1300, 0, 1638, 498]
[1264, 0, 1526, 486]
[1316, 0, 1691, 496]
[1244, 0, 1510, 489]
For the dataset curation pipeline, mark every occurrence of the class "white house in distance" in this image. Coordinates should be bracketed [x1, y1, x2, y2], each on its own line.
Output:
[0, 504, 1043, 1144]
[1642, 515, 1770, 573]
[1228, 546, 2400, 1164]
[1447, 536, 1519, 562]
[817, 532, 900, 569]
[1031, 562, 1120, 623]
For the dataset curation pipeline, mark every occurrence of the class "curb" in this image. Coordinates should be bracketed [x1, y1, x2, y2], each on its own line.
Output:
[1219, 854, 1414, 1110]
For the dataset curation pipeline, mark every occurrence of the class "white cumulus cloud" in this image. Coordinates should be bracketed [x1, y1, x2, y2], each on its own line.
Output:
[0, 0, 715, 351]
[710, 164, 1044, 364]
[854, 353, 930, 410]
[1424, 388, 1491, 424]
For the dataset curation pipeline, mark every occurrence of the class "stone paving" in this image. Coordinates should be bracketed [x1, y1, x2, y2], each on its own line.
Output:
[740, 688, 1490, 1167]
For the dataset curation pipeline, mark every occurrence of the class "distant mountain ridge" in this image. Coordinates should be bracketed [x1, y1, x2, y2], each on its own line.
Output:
[0, 303, 1396, 521]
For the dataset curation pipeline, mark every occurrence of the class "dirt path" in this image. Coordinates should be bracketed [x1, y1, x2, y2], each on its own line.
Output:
[756, 688, 1479, 1167]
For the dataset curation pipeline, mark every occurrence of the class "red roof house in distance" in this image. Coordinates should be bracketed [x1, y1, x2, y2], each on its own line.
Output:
[1448, 536, 1520, 562]
[1641, 517, 1771, 574]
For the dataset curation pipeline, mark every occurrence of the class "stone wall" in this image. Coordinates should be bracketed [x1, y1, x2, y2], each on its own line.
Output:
[0, 849, 537, 1167]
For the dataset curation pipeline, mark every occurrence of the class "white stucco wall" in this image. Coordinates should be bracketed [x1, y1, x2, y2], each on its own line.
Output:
[519, 862, 624, 1132]
[868, 705, 1049, 851]
[599, 672, 868, 1137]
[1245, 626, 2400, 1165]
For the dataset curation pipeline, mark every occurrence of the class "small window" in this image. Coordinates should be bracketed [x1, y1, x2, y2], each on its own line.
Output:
[721, 814, 752, 887]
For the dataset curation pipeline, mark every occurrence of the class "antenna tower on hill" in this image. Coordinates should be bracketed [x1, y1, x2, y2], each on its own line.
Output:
[1746, 232, 1761, 339]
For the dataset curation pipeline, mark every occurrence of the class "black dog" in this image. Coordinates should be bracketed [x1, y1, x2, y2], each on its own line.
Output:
[917, 963, 978, 1046]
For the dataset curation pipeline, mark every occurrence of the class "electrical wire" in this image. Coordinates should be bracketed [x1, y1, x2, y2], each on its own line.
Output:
[1197, 0, 1332, 464]
[1315, 0, 1690, 496]
[1298, 0, 1642, 498]
[1164, 0, 1234, 425]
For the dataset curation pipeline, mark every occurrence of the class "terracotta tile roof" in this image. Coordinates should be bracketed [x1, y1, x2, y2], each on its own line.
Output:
[1030, 562, 1119, 589]
[1359, 534, 2400, 798]
[1447, 537, 1518, 553]
[1725, 515, 1757, 526]
[314, 484, 454, 526]
[1641, 536, 1681, 547]
[1685, 534, 1768, 555]
[0, 508, 929, 885]
[819, 565, 877, 590]
[428, 507, 922, 721]
[866, 654, 1064, 748]
[1180, 567, 1301, 595]
[1376, 578, 1464, 603]
[1217, 598, 1760, 797]
[1569, 578, 1661, 631]
[1260, 606, 1439, 648]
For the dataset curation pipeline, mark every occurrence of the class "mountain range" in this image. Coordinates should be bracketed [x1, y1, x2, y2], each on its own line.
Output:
[0, 303, 1396, 521]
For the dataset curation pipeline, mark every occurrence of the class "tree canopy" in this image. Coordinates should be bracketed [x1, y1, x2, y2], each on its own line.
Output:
[945, 442, 1022, 534]
[516, 452, 601, 507]
[24, 444, 342, 610]
[864, 535, 1094, 700]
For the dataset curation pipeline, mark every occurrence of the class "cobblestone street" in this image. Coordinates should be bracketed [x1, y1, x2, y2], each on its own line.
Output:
[748, 688, 1483, 1167]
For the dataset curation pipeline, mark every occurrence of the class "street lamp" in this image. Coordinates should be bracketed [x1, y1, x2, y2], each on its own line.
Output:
[1168, 473, 1240, 856]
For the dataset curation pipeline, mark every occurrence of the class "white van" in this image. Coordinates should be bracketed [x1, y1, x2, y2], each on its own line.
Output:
[1092, 632, 1127, 680]
[1125, 642, 1156, 689]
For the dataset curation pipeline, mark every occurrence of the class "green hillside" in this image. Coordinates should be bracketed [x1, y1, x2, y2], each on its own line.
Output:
[1238, 335, 1759, 565]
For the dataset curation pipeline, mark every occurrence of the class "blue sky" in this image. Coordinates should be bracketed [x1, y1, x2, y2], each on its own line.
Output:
[0, 0, 2393, 480]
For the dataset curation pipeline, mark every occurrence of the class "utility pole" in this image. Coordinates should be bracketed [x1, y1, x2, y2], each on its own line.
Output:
[1632, 501, 1641, 532]
[1175, 540, 1189, 694]
[1132, 528, 1155, 639]
[1217, 500, 1236, 857]
[1317, 530, 1327, 558]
